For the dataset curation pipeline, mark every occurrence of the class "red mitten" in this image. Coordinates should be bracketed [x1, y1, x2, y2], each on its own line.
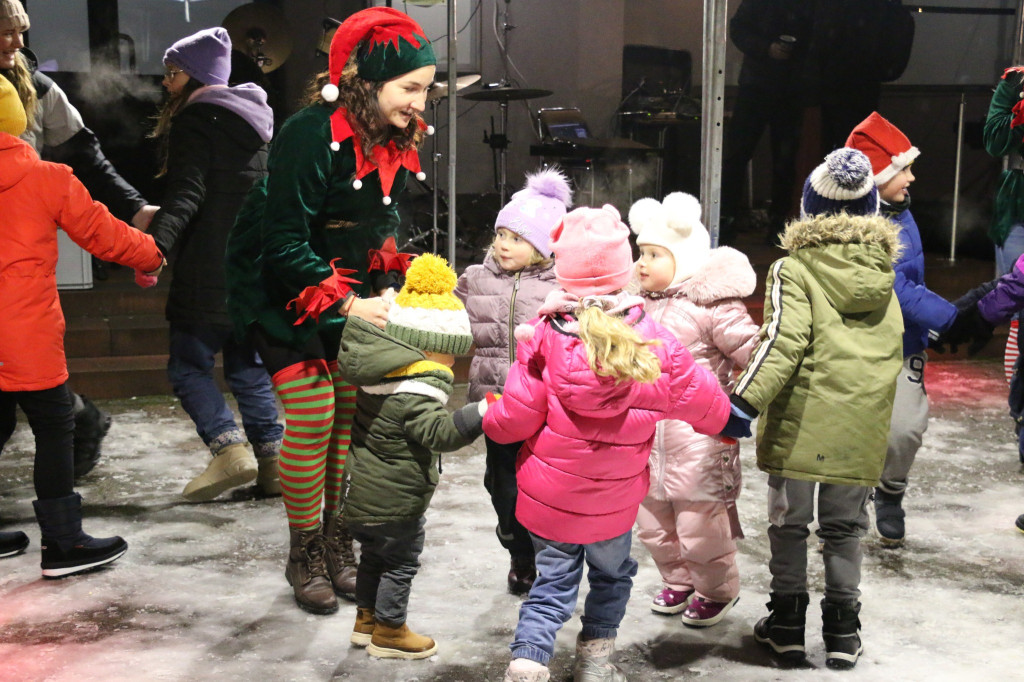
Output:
[135, 269, 159, 288]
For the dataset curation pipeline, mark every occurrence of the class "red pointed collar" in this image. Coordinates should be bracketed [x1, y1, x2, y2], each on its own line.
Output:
[329, 108, 424, 200]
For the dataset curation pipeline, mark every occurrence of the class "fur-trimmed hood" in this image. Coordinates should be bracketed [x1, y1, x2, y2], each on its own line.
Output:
[642, 246, 757, 305]
[780, 213, 904, 263]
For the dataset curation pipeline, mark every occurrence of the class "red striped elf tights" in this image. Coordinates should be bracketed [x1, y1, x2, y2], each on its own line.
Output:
[271, 360, 356, 530]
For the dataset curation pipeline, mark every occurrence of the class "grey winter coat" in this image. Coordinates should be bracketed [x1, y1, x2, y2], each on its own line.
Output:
[336, 317, 484, 525]
[640, 247, 760, 504]
[732, 213, 904, 487]
[454, 253, 558, 401]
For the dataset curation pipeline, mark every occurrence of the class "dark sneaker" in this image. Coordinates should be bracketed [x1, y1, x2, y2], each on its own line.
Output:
[73, 394, 112, 479]
[822, 600, 863, 670]
[873, 488, 906, 547]
[40, 535, 128, 578]
[681, 595, 739, 627]
[753, 592, 809, 663]
[651, 587, 694, 614]
[1015, 514, 1024, 534]
[0, 530, 29, 558]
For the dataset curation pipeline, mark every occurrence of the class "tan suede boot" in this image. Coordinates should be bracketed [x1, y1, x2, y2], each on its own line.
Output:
[255, 456, 281, 497]
[182, 443, 257, 502]
[350, 606, 375, 647]
[284, 526, 338, 615]
[322, 511, 357, 600]
[367, 621, 437, 659]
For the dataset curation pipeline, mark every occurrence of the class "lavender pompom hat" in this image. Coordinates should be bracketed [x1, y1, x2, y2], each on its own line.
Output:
[495, 168, 573, 258]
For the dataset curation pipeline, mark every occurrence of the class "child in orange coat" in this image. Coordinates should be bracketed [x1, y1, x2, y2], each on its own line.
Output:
[0, 74, 164, 577]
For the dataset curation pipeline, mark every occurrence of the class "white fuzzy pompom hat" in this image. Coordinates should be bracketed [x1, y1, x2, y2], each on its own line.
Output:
[629, 192, 710, 286]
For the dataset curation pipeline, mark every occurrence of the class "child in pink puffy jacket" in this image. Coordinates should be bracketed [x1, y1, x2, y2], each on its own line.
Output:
[483, 204, 749, 682]
[454, 168, 571, 597]
[630, 192, 760, 629]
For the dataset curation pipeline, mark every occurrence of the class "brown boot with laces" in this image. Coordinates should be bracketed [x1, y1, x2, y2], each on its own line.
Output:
[285, 526, 338, 615]
[322, 511, 357, 600]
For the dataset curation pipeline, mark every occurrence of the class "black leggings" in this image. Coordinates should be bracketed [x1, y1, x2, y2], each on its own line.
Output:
[0, 383, 76, 500]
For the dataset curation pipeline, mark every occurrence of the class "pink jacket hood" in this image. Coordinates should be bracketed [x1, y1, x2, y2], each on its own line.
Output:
[483, 302, 731, 544]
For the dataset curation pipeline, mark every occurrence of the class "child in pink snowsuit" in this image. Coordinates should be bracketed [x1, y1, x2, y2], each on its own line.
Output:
[631, 192, 760, 628]
[484, 204, 749, 682]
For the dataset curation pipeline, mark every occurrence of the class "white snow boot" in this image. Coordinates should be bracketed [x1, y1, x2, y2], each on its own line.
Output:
[573, 635, 627, 682]
[503, 657, 550, 682]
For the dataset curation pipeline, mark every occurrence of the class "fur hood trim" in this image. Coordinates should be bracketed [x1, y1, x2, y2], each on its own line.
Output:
[780, 213, 904, 263]
[674, 246, 756, 305]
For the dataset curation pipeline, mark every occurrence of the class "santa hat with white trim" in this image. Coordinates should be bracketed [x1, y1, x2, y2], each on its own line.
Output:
[844, 111, 920, 187]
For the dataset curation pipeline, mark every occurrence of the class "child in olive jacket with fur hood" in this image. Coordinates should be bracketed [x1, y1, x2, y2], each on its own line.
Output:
[631, 192, 760, 629]
[731, 148, 904, 671]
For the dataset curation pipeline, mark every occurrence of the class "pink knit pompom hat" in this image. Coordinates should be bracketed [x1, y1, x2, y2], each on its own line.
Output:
[550, 204, 634, 297]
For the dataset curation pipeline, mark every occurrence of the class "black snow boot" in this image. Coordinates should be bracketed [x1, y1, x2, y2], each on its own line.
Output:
[753, 592, 809, 662]
[73, 394, 111, 479]
[32, 493, 127, 579]
[822, 599, 863, 670]
[0, 530, 29, 558]
[1016, 513, 1024, 534]
[873, 488, 906, 547]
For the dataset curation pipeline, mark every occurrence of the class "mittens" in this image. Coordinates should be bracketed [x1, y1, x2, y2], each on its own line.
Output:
[134, 269, 159, 288]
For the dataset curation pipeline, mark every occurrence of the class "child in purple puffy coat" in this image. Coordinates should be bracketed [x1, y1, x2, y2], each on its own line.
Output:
[454, 168, 571, 596]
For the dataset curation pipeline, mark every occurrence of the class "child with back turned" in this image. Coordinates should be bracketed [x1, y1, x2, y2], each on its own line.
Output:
[730, 147, 904, 670]
[0, 75, 165, 576]
[630, 192, 760, 628]
[454, 168, 571, 596]
[483, 205, 748, 682]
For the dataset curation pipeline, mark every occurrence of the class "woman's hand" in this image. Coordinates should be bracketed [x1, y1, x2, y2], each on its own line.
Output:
[345, 296, 391, 329]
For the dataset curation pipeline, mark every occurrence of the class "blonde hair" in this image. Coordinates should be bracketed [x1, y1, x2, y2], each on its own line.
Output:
[0, 53, 38, 129]
[576, 305, 661, 384]
[487, 236, 552, 270]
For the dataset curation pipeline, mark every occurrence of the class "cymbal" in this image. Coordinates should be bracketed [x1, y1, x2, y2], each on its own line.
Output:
[427, 74, 481, 102]
[223, 2, 293, 73]
[462, 87, 553, 102]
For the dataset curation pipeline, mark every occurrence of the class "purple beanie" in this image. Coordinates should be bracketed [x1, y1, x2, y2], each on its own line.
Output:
[495, 168, 573, 258]
[164, 27, 232, 87]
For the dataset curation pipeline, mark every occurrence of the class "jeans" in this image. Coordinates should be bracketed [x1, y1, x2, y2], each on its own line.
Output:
[0, 383, 75, 499]
[510, 529, 637, 665]
[167, 322, 282, 454]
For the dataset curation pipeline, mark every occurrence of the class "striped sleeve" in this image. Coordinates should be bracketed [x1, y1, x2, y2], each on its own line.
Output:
[732, 258, 812, 413]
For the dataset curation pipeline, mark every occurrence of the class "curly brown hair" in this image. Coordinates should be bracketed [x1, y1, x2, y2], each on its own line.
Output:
[303, 55, 425, 160]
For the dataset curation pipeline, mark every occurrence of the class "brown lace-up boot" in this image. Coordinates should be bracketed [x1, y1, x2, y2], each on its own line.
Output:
[322, 511, 357, 600]
[285, 526, 338, 615]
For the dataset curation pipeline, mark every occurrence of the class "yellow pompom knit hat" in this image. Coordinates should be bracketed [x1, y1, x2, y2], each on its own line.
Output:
[0, 73, 27, 136]
[386, 253, 473, 355]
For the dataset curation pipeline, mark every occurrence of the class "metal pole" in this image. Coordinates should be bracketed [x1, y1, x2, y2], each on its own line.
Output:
[950, 93, 965, 263]
[447, 0, 458, 267]
[700, 0, 728, 246]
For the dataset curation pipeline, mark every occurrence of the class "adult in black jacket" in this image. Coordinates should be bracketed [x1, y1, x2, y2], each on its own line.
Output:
[146, 28, 283, 502]
[720, 0, 813, 244]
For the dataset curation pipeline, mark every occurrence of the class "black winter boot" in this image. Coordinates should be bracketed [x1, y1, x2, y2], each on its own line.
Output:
[0, 530, 29, 558]
[822, 599, 863, 670]
[752, 592, 809, 662]
[73, 394, 111, 479]
[507, 554, 536, 596]
[32, 493, 127, 578]
[873, 488, 906, 547]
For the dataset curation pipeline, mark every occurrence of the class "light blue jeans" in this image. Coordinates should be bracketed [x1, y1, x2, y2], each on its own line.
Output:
[510, 529, 637, 665]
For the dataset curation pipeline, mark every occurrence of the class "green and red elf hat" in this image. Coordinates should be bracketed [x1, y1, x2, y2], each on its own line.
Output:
[321, 7, 436, 205]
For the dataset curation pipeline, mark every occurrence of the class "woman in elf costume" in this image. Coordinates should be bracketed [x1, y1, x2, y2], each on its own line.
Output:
[224, 7, 435, 616]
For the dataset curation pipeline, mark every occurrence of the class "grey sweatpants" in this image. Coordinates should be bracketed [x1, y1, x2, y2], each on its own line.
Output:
[766, 476, 871, 603]
[880, 353, 930, 495]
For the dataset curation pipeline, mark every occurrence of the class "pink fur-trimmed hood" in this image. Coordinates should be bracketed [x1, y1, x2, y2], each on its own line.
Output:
[655, 246, 757, 305]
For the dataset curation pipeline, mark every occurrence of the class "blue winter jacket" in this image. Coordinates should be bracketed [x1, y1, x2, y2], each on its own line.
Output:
[888, 204, 957, 356]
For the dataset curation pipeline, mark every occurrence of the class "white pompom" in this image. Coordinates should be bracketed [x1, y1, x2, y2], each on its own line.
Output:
[352, 178, 362, 190]
[382, 195, 392, 206]
[330, 141, 340, 151]
[321, 83, 339, 102]
[416, 171, 426, 181]
[426, 125, 435, 135]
